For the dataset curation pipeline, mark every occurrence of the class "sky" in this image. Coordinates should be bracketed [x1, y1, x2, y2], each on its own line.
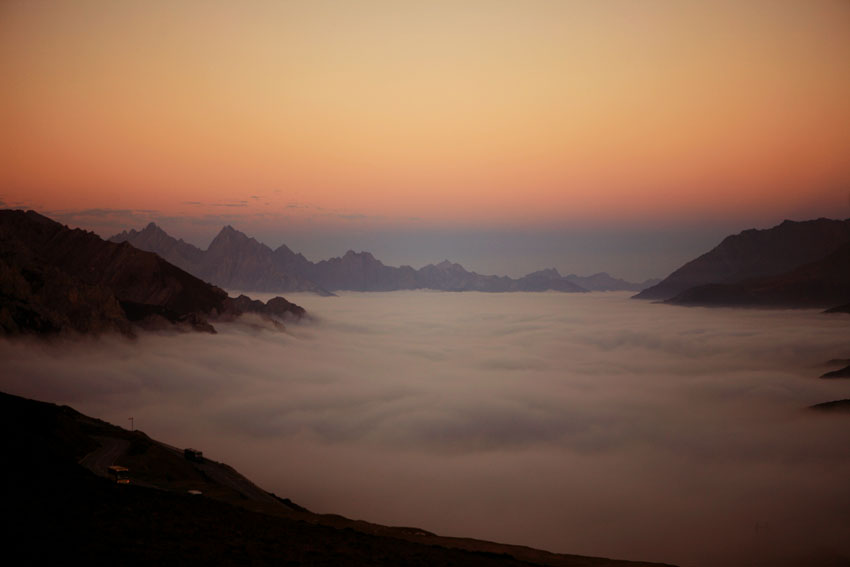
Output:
[3, 291, 850, 566]
[2, 0, 849, 280]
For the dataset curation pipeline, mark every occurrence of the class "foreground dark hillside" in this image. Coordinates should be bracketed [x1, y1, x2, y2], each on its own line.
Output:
[0, 209, 303, 336]
[0, 391, 674, 567]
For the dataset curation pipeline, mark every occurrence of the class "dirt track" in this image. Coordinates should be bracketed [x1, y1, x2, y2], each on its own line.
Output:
[78, 436, 129, 477]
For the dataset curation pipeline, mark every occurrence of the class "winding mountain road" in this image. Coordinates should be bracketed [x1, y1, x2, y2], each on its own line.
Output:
[78, 436, 129, 477]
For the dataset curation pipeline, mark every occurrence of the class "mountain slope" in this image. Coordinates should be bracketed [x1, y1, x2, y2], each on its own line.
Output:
[668, 241, 850, 308]
[111, 223, 331, 295]
[0, 210, 304, 336]
[635, 218, 850, 301]
[110, 222, 205, 274]
[0, 390, 675, 567]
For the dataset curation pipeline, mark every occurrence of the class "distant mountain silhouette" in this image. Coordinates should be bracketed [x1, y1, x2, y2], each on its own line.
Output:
[513, 268, 587, 292]
[634, 218, 850, 308]
[110, 223, 331, 296]
[565, 272, 660, 292]
[308, 250, 421, 291]
[112, 224, 650, 294]
[0, 210, 304, 336]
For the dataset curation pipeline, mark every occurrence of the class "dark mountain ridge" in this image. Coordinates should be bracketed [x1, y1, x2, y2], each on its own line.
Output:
[0, 210, 304, 336]
[110, 223, 648, 294]
[634, 218, 850, 309]
[635, 218, 850, 301]
[669, 240, 850, 309]
[1, 390, 675, 566]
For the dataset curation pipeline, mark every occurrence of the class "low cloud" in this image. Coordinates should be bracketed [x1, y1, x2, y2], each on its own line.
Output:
[2, 292, 850, 566]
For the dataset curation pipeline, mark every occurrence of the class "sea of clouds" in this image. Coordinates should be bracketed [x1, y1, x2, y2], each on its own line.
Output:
[2, 291, 849, 566]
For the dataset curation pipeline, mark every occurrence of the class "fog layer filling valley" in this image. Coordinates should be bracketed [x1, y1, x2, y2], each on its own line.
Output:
[3, 291, 849, 566]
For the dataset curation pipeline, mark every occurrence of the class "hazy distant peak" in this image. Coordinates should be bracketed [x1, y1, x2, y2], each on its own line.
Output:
[137, 222, 170, 238]
[434, 259, 464, 271]
[343, 250, 376, 260]
[213, 224, 250, 242]
[562, 271, 655, 291]
[104, 219, 625, 295]
[525, 268, 561, 278]
[207, 225, 274, 259]
[275, 242, 294, 255]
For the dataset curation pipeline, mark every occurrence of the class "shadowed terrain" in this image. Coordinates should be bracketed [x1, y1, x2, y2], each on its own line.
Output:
[0, 391, 674, 567]
[0, 209, 304, 336]
[635, 218, 850, 308]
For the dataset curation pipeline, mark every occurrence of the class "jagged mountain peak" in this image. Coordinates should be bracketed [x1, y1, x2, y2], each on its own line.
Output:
[105, 220, 609, 294]
[217, 224, 244, 238]
[139, 222, 172, 238]
[342, 250, 377, 261]
[209, 224, 268, 251]
[109, 221, 181, 249]
[275, 242, 295, 255]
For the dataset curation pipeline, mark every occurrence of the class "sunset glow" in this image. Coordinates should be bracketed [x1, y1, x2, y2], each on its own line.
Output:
[4, 4, 850, 565]
[2, 1, 849, 276]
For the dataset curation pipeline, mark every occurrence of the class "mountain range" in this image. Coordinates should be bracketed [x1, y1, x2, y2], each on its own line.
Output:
[110, 223, 657, 295]
[0, 210, 304, 336]
[634, 218, 850, 310]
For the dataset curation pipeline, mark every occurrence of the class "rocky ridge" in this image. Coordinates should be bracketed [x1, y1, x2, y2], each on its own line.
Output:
[0, 210, 304, 336]
[634, 218, 850, 310]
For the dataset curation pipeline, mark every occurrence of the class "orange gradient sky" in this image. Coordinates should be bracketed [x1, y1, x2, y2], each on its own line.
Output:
[1, 1, 849, 278]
